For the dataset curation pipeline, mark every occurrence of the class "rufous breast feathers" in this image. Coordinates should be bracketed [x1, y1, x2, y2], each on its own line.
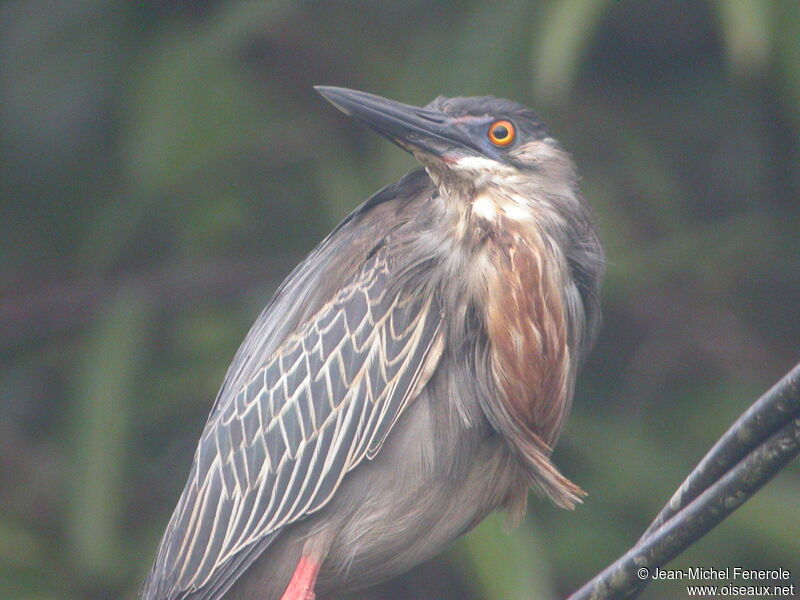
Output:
[483, 215, 572, 449]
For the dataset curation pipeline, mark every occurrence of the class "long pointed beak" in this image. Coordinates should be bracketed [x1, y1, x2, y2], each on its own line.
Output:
[315, 86, 476, 159]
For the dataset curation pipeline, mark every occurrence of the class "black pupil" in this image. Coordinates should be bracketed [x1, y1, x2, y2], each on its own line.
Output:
[493, 124, 509, 140]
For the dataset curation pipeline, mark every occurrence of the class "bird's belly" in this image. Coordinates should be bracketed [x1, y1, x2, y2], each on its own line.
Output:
[314, 391, 520, 594]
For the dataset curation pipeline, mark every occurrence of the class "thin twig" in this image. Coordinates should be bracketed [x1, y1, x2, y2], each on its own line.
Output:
[0, 255, 300, 350]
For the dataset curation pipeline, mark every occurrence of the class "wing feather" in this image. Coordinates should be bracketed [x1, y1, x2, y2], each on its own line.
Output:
[144, 245, 443, 600]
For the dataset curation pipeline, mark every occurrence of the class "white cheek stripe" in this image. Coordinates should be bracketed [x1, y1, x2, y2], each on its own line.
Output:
[454, 155, 516, 177]
[454, 156, 499, 170]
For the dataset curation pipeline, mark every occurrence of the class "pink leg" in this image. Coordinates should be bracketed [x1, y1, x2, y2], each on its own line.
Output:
[281, 556, 320, 600]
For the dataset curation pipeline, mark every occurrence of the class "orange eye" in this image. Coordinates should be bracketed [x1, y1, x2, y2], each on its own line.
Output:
[488, 120, 515, 147]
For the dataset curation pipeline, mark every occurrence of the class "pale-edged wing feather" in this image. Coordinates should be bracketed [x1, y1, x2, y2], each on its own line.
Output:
[144, 241, 443, 600]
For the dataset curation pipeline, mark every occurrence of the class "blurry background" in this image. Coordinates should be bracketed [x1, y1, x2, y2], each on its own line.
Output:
[1, 1, 799, 598]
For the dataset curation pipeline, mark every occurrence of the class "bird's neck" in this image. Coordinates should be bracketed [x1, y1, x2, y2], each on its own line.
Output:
[412, 154, 597, 504]
[426, 176, 574, 437]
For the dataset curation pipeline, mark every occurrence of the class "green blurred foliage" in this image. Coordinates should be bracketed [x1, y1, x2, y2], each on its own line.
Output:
[1, 1, 799, 599]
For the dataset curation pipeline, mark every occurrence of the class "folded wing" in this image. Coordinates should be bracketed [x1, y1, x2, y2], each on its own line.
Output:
[144, 247, 443, 600]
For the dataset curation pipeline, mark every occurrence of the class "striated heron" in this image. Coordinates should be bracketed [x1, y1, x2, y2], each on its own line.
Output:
[142, 87, 605, 600]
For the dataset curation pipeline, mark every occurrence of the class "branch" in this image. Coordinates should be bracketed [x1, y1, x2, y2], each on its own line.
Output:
[567, 362, 800, 600]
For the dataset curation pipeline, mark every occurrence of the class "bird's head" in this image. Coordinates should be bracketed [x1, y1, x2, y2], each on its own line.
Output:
[315, 86, 577, 203]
